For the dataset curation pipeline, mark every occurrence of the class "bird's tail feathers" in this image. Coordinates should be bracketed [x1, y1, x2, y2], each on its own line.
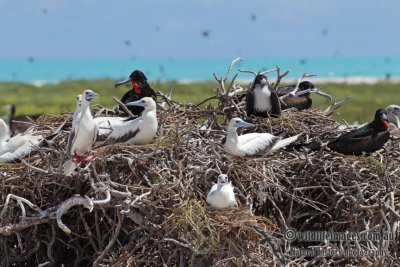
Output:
[287, 141, 322, 151]
[271, 134, 300, 152]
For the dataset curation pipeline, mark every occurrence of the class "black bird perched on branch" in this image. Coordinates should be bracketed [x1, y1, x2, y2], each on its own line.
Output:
[294, 109, 390, 155]
[240, 68, 281, 117]
[277, 74, 332, 111]
[115, 70, 156, 115]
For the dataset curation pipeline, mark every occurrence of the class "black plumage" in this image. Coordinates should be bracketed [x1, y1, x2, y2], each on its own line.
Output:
[277, 81, 315, 110]
[293, 109, 390, 155]
[115, 70, 156, 115]
[327, 109, 390, 155]
[246, 74, 281, 117]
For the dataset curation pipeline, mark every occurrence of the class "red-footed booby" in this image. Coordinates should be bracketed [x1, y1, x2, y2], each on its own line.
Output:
[224, 118, 299, 157]
[66, 94, 82, 151]
[94, 97, 157, 147]
[0, 118, 43, 163]
[206, 174, 236, 209]
[384, 104, 400, 137]
[64, 90, 99, 175]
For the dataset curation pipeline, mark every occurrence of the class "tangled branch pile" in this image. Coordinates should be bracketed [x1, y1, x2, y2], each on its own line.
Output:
[1, 65, 400, 267]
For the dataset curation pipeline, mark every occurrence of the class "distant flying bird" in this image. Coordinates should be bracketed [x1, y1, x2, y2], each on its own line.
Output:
[201, 30, 211, 39]
[322, 27, 329, 36]
[206, 174, 236, 209]
[124, 39, 131, 46]
[299, 59, 307, 65]
[28, 57, 35, 63]
[115, 70, 157, 115]
[251, 14, 257, 21]
[42, 8, 48, 14]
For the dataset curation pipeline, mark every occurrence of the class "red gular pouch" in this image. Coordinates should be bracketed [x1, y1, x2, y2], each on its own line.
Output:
[132, 81, 141, 94]
[380, 118, 390, 129]
[72, 153, 94, 164]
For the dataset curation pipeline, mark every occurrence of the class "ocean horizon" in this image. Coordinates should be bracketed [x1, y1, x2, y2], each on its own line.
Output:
[1, 56, 399, 84]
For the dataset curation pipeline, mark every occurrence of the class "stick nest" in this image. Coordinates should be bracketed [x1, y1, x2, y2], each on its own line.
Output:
[1, 91, 400, 267]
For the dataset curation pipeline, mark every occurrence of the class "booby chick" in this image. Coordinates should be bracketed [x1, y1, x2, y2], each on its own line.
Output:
[0, 118, 43, 163]
[94, 97, 157, 147]
[115, 70, 156, 115]
[246, 74, 281, 117]
[224, 118, 299, 157]
[64, 90, 99, 175]
[206, 174, 236, 209]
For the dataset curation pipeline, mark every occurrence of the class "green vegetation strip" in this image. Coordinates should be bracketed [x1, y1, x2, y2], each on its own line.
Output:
[0, 80, 398, 123]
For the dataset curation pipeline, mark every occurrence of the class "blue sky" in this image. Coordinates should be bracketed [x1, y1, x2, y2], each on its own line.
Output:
[0, 0, 399, 59]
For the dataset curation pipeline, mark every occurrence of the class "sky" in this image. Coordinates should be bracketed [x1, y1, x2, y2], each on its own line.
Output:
[0, 0, 399, 59]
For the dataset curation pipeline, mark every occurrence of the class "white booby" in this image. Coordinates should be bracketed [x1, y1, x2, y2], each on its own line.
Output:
[0, 118, 11, 142]
[385, 104, 400, 137]
[72, 94, 82, 131]
[385, 104, 400, 128]
[64, 90, 99, 175]
[0, 118, 43, 163]
[224, 118, 299, 157]
[66, 94, 82, 151]
[94, 97, 157, 147]
[206, 174, 236, 209]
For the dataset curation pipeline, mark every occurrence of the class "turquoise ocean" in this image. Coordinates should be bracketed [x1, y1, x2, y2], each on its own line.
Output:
[0, 56, 399, 83]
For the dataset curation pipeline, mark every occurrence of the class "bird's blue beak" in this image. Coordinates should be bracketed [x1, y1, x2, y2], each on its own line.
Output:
[126, 99, 147, 108]
[86, 91, 99, 101]
[393, 107, 400, 115]
[236, 120, 255, 128]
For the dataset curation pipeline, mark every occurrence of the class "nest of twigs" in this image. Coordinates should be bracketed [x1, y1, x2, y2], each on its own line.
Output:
[1, 62, 400, 267]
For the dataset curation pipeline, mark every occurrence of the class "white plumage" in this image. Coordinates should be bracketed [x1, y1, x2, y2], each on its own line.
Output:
[385, 104, 400, 137]
[224, 118, 299, 157]
[385, 104, 400, 128]
[64, 89, 99, 175]
[94, 97, 157, 147]
[0, 118, 43, 163]
[253, 79, 272, 112]
[72, 94, 82, 133]
[206, 174, 236, 209]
